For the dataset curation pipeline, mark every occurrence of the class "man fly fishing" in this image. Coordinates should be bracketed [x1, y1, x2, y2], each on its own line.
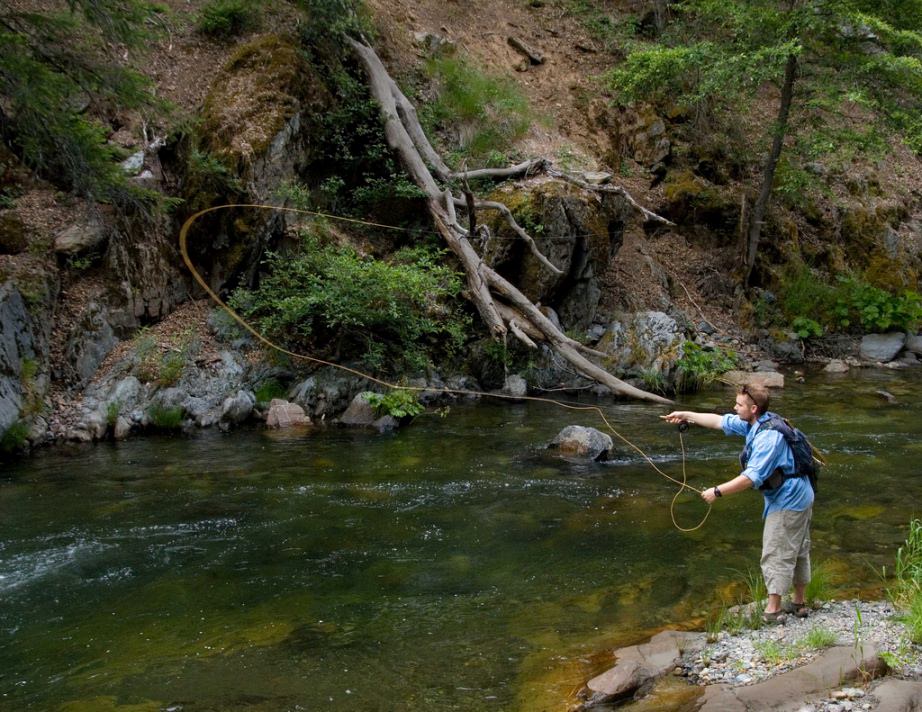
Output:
[663, 384, 817, 623]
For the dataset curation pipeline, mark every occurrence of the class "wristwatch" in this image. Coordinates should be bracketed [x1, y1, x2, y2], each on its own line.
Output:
[713, 486, 723, 498]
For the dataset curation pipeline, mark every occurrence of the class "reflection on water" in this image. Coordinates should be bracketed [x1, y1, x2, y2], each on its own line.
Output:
[1, 368, 921, 711]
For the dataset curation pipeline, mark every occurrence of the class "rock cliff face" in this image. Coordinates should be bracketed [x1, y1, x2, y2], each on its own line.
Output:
[484, 182, 631, 331]
[0, 277, 55, 443]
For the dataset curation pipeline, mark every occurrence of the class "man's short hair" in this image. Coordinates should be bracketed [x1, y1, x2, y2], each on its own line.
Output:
[739, 384, 770, 415]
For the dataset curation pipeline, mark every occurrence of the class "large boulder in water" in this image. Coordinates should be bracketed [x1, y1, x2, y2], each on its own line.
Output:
[549, 425, 613, 461]
[860, 332, 906, 362]
[266, 399, 310, 428]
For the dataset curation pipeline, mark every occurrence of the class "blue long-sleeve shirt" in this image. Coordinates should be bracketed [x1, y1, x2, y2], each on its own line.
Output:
[721, 413, 814, 518]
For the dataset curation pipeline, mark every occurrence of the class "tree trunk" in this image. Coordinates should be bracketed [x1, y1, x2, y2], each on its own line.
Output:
[742, 52, 797, 288]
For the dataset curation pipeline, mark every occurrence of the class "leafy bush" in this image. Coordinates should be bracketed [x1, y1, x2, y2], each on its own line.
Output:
[366, 389, 424, 419]
[197, 0, 261, 38]
[0, 420, 30, 453]
[230, 231, 471, 373]
[831, 278, 922, 333]
[791, 316, 823, 340]
[772, 264, 922, 336]
[422, 55, 533, 159]
[674, 341, 738, 392]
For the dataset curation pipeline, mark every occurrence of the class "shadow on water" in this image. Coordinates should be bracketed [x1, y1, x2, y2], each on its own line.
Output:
[1, 368, 920, 710]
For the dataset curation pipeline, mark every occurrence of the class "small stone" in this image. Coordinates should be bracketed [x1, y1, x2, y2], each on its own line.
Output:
[833, 690, 848, 699]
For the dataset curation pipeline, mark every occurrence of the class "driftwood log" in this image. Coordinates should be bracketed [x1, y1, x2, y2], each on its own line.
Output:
[347, 38, 673, 405]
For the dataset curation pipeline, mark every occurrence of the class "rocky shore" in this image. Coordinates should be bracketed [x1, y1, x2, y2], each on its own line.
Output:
[579, 599, 922, 711]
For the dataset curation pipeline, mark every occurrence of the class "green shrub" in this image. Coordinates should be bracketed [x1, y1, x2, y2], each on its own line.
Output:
[791, 316, 823, 339]
[804, 561, 834, 605]
[366, 389, 424, 419]
[831, 277, 922, 333]
[674, 341, 738, 393]
[229, 230, 471, 373]
[0, 420, 30, 453]
[148, 405, 183, 430]
[197, 0, 261, 38]
[774, 264, 922, 335]
[422, 55, 533, 159]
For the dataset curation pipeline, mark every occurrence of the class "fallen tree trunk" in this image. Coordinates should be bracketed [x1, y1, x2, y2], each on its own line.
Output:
[348, 37, 673, 405]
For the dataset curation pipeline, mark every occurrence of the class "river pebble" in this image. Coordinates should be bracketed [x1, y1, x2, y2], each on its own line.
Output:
[679, 600, 922, 710]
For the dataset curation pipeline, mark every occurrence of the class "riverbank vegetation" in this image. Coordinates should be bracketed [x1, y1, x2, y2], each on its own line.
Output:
[228, 228, 471, 374]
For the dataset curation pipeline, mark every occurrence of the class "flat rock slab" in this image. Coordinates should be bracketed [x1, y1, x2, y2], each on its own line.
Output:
[871, 678, 922, 712]
[697, 643, 882, 712]
[583, 630, 705, 706]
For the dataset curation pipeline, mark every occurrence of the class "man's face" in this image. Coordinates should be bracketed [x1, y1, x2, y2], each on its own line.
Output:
[734, 394, 758, 422]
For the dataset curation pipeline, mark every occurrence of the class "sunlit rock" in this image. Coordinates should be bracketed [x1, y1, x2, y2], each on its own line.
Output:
[549, 425, 613, 461]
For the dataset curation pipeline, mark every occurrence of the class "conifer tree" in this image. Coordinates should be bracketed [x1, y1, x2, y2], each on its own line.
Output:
[0, 1, 164, 204]
[608, 0, 922, 286]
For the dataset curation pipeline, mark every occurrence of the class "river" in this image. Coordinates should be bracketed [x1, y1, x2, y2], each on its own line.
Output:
[1, 368, 920, 711]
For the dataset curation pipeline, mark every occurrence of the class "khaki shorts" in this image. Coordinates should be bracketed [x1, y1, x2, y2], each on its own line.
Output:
[761, 507, 812, 596]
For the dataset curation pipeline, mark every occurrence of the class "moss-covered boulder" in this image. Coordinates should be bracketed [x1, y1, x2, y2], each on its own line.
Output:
[482, 181, 631, 330]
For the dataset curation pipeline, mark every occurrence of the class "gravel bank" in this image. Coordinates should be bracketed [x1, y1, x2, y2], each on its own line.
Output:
[679, 599, 922, 710]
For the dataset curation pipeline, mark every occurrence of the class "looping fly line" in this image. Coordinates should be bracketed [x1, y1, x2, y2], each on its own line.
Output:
[178, 203, 712, 531]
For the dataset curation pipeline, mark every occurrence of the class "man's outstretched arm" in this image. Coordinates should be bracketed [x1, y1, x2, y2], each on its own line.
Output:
[661, 411, 723, 430]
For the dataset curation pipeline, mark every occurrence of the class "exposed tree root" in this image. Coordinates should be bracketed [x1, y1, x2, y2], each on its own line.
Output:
[348, 37, 673, 405]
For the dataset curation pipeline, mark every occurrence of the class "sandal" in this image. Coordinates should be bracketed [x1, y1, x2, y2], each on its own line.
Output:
[782, 601, 810, 618]
[762, 610, 787, 625]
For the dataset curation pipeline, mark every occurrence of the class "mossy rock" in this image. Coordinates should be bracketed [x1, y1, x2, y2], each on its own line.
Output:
[201, 34, 331, 172]
[863, 252, 918, 291]
[481, 181, 627, 320]
[660, 169, 739, 241]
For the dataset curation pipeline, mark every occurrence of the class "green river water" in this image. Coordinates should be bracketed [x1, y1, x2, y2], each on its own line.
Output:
[2, 369, 921, 711]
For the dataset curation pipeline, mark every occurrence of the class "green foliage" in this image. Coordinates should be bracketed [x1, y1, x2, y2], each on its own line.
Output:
[754, 638, 789, 665]
[674, 341, 738, 392]
[791, 316, 823, 340]
[294, 0, 374, 62]
[197, 0, 261, 38]
[886, 519, 922, 643]
[366, 389, 424, 419]
[132, 329, 197, 385]
[770, 263, 922, 335]
[640, 368, 668, 395]
[0, 2, 166, 205]
[890, 519, 922, 609]
[309, 69, 424, 213]
[798, 626, 838, 650]
[831, 278, 922, 332]
[254, 379, 288, 406]
[147, 405, 183, 430]
[230, 230, 471, 374]
[422, 55, 533, 159]
[0, 420, 30, 453]
[804, 561, 835, 605]
[106, 401, 121, 428]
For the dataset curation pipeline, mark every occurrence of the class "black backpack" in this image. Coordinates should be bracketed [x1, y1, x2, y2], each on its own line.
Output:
[739, 412, 823, 492]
